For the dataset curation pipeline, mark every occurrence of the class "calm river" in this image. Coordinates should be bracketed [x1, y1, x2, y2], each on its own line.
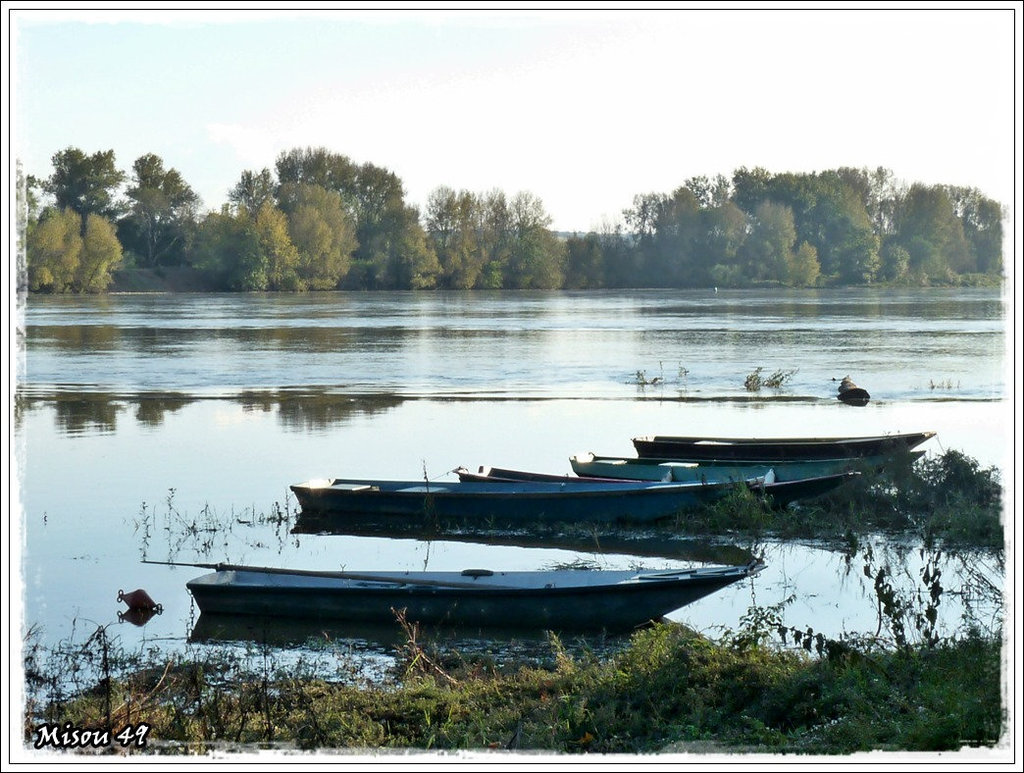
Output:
[13, 288, 1010, 676]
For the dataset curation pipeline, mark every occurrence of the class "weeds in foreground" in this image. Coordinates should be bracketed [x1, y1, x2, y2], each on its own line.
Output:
[23, 611, 1004, 755]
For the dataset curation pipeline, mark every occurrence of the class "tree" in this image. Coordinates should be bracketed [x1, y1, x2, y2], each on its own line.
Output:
[120, 153, 200, 267]
[476, 190, 513, 288]
[730, 166, 774, 213]
[698, 201, 748, 283]
[945, 186, 1003, 275]
[786, 241, 821, 287]
[229, 169, 277, 216]
[347, 162, 410, 284]
[275, 147, 358, 200]
[76, 214, 124, 291]
[894, 184, 969, 281]
[27, 209, 81, 292]
[281, 183, 357, 290]
[837, 166, 902, 238]
[26, 208, 121, 292]
[425, 186, 485, 289]
[648, 187, 701, 286]
[252, 202, 300, 290]
[684, 174, 732, 209]
[369, 205, 440, 290]
[880, 243, 910, 282]
[564, 233, 605, 289]
[740, 201, 795, 282]
[45, 148, 125, 224]
[503, 191, 563, 289]
[192, 207, 262, 290]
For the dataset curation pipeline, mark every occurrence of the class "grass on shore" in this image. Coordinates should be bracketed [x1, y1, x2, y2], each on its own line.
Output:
[23, 609, 1004, 756]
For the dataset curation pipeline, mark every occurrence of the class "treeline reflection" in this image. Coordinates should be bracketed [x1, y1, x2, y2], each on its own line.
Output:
[16, 389, 406, 435]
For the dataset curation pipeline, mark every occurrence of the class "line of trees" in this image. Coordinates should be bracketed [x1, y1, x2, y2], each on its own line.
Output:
[19, 146, 1004, 293]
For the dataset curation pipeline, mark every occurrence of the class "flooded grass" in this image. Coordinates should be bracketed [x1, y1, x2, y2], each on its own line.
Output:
[23, 609, 1004, 756]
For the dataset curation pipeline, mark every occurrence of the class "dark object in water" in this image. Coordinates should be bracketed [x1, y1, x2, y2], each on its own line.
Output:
[118, 587, 162, 611]
[837, 375, 870, 406]
[118, 606, 162, 626]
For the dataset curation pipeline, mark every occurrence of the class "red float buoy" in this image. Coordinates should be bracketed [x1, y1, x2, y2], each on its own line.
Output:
[117, 588, 161, 611]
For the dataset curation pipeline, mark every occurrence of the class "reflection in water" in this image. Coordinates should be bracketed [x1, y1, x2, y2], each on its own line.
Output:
[189, 612, 638, 676]
[16, 388, 407, 435]
[51, 395, 123, 435]
[239, 390, 406, 432]
[292, 511, 756, 565]
[118, 606, 163, 627]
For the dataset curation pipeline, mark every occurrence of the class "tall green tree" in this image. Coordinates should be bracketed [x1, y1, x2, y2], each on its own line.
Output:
[698, 201, 747, 284]
[894, 184, 969, 281]
[649, 187, 701, 286]
[275, 147, 359, 200]
[76, 214, 124, 291]
[192, 207, 262, 290]
[684, 174, 732, 208]
[786, 241, 821, 287]
[280, 183, 357, 290]
[739, 201, 796, 282]
[252, 202, 301, 290]
[367, 204, 441, 290]
[476, 190, 513, 288]
[229, 169, 277, 216]
[424, 186, 485, 289]
[44, 148, 125, 225]
[27, 208, 81, 292]
[347, 162, 412, 285]
[119, 153, 200, 267]
[564, 233, 605, 289]
[26, 208, 121, 292]
[503, 192, 564, 289]
[946, 186, 1003, 275]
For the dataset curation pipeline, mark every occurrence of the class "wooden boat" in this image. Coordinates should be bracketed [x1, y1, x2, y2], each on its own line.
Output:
[632, 431, 936, 462]
[185, 561, 764, 631]
[290, 476, 761, 524]
[453, 466, 858, 508]
[567, 451, 924, 483]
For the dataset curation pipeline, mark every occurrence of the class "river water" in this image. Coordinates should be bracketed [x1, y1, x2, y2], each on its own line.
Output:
[12, 288, 1011, 679]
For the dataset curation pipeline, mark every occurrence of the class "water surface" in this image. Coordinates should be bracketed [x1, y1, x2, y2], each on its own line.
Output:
[13, 288, 1009, 676]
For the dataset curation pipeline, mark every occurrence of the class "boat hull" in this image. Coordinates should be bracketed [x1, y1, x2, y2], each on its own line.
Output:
[186, 565, 761, 632]
[569, 452, 921, 483]
[451, 466, 859, 508]
[631, 431, 935, 461]
[289, 478, 744, 524]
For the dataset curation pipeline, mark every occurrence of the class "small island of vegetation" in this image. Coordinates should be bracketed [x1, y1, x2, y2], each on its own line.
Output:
[17, 146, 1004, 294]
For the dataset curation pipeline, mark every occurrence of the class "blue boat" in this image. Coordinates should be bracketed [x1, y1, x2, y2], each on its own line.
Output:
[184, 562, 765, 632]
[568, 451, 923, 483]
[290, 476, 762, 525]
[453, 466, 857, 509]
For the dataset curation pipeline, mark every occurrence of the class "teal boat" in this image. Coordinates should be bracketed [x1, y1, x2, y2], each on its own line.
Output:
[453, 466, 858, 508]
[568, 451, 924, 483]
[184, 562, 765, 632]
[290, 476, 755, 525]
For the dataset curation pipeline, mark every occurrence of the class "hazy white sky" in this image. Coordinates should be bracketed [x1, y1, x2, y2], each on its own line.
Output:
[8, 5, 1021, 233]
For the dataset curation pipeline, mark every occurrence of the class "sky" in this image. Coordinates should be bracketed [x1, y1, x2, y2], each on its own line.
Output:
[6, 5, 1021, 235]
